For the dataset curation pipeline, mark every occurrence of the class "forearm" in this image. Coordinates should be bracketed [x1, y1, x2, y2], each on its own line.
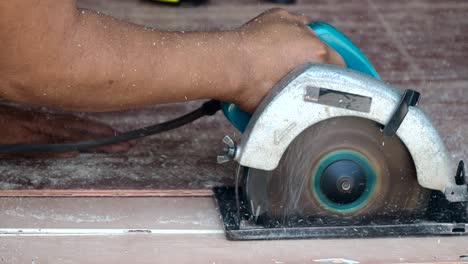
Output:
[1, 3, 344, 113]
[0, 4, 245, 111]
[59, 10, 247, 111]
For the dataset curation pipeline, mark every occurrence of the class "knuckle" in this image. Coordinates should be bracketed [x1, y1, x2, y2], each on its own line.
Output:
[268, 8, 289, 16]
[314, 43, 329, 62]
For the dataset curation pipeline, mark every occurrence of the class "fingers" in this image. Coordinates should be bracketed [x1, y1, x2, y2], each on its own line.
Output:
[283, 11, 311, 25]
[325, 45, 346, 67]
[299, 23, 345, 67]
[247, 8, 308, 26]
[261, 8, 311, 25]
[253, 8, 345, 67]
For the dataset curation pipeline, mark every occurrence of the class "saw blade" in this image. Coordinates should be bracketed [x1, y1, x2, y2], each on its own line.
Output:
[243, 117, 430, 224]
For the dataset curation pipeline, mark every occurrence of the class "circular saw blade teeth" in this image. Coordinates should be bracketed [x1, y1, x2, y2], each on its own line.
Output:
[244, 117, 430, 223]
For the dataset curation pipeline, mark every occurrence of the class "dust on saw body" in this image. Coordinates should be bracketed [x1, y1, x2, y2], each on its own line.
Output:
[231, 63, 464, 224]
[243, 116, 430, 224]
[215, 22, 466, 239]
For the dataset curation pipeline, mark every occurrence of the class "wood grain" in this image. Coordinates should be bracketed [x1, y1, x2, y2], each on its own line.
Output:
[0, 197, 467, 263]
[0, 189, 213, 197]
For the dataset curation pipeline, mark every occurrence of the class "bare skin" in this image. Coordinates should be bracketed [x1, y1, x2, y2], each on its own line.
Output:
[0, 2, 344, 158]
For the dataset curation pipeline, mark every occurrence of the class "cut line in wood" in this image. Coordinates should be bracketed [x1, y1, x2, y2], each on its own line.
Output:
[0, 228, 224, 236]
[0, 189, 214, 197]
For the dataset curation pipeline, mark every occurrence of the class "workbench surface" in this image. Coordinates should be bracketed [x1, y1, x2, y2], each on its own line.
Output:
[1, 197, 467, 263]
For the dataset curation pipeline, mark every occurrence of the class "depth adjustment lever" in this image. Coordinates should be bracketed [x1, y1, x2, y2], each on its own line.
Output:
[455, 160, 466, 186]
[383, 89, 420, 137]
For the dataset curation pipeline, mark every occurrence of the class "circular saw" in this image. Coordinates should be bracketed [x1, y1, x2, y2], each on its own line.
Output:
[215, 22, 467, 240]
[243, 116, 430, 225]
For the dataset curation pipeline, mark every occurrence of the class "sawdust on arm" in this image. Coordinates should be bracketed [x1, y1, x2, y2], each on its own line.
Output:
[0, 2, 343, 113]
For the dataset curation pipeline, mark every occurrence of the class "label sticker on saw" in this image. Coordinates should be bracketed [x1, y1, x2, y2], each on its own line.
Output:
[304, 86, 372, 113]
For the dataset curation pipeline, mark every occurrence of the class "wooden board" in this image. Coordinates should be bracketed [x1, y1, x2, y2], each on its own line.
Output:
[0, 196, 467, 263]
[0, 189, 212, 197]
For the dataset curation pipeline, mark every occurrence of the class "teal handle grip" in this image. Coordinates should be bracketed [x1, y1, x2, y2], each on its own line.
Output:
[309, 22, 380, 79]
[223, 22, 380, 132]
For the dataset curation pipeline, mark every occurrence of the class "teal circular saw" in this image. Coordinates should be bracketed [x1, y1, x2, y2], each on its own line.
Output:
[217, 22, 466, 228]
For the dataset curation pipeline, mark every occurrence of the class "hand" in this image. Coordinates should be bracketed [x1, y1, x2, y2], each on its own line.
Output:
[0, 105, 133, 159]
[234, 8, 345, 112]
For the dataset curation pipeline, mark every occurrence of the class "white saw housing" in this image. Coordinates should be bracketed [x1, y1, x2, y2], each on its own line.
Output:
[234, 64, 465, 202]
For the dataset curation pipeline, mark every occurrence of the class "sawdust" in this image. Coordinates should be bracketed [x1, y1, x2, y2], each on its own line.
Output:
[154, 211, 219, 227]
[0, 103, 237, 190]
[4, 207, 129, 223]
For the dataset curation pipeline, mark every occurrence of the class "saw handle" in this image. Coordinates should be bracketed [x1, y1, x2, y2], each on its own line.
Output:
[223, 21, 380, 132]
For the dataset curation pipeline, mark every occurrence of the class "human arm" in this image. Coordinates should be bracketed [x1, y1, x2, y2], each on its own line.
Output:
[0, 3, 344, 113]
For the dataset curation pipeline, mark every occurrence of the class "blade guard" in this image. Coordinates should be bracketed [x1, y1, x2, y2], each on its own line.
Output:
[222, 22, 465, 202]
[222, 22, 379, 132]
[235, 63, 464, 202]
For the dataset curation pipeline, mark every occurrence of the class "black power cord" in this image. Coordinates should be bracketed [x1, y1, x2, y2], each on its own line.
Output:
[0, 100, 222, 154]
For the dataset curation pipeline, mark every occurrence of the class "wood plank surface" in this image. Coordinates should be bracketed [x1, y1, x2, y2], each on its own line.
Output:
[0, 189, 213, 197]
[0, 197, 467, 264]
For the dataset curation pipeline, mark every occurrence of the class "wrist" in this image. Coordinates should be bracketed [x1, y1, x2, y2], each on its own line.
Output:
[214, 30, 249, 105]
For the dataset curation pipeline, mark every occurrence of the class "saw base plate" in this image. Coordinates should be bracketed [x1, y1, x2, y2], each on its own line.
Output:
[213, 187, 468, 241]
